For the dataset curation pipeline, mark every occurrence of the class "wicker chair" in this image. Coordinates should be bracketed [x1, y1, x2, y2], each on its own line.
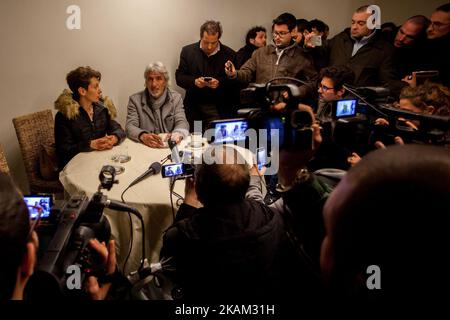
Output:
[0, 144, 10, 174]
[12, 109, 63, 194]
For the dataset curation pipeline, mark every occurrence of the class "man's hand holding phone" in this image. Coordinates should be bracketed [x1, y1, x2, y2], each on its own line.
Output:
[224, 61, 236, 78]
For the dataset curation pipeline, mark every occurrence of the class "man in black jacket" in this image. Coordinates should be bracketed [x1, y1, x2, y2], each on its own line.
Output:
[159, 146, 285, 301]
[235, 26, 267, 68]
[176, 21, 237, 131]
[306, 5, 398, 90]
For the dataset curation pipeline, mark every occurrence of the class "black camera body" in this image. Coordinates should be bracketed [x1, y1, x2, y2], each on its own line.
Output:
[28, 166, 122, 299]
[29, 193, 111, 299]
[327, 86, 450, 152]
[238, 82, 315, 150]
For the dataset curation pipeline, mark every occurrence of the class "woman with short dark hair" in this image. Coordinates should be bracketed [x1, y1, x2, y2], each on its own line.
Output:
[54, 66, 125, 170]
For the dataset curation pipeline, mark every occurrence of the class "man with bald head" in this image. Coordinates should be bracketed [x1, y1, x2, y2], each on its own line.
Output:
[390, 15, 430, 87]
[159, 146, 285, 301]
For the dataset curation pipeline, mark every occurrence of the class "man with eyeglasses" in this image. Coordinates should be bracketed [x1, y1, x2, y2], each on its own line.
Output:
[225, 12, 318, 100]
[176, 20, 237, 130]
[308, 66, 357, 171]
[420, 3, 450, 87]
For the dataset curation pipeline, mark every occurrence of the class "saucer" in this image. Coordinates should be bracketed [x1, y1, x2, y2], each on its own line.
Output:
[187, 142, 205, 149]
[111, 154, 131, 163]
[112, 165, 125, 175]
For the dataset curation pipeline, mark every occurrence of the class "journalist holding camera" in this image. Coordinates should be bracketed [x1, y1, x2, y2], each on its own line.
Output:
[158, 145, 287, 301]
[0, 172, 116, 301]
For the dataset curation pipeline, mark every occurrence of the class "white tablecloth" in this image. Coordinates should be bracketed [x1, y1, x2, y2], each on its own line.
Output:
[59, 137, 254, 275]
[60, 138, 187, 274]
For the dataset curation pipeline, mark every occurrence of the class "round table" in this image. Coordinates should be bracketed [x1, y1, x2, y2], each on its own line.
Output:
[59, 136, 254, 275]
[60, 138, 188, 274]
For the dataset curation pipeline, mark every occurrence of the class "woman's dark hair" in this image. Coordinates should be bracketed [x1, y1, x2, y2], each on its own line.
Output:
[66, 66, 101, 101]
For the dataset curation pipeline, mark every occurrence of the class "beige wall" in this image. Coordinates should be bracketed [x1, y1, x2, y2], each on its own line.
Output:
[0, 0, 441, 191]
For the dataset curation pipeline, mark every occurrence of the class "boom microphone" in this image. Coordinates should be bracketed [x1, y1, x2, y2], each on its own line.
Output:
[128, 162, 162, 188]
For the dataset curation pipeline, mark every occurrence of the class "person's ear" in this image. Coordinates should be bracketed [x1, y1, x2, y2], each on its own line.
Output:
[336, 88, 346, 98]
[21, 242, 36, 279]
[78, 86, 87, 97]
[425, 105, 435, 115]
[249, 38, 255, 45]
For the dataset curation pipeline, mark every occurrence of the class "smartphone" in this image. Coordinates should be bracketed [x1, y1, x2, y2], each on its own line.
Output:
[311, 35, 322, 46]
[256, 147, 267, 171]
[24, 195, 53, 220]
[204, 77, 213, 82]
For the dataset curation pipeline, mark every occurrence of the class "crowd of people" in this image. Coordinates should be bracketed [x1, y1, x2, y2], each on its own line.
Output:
[1, 3, 450, 307]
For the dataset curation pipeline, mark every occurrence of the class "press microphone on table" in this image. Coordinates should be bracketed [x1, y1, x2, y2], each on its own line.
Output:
[128, 161, 162, 188]
[168, 139, 182, 163]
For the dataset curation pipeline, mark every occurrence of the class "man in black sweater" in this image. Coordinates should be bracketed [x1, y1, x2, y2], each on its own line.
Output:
[235, 26, 266, 68]
[176, 20, 237, 131]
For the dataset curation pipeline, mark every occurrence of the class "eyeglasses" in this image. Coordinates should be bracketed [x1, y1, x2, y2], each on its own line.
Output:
[272, 31, 290, 38]
[319, 84, 334, 91]
[430, 21, 450, 29]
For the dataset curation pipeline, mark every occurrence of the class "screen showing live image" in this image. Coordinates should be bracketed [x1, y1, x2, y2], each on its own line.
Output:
[336, 99, 357, 117]
[214, 121, 248, 143]
[164, 164, 183, 177]
[24, 196, 51, 219]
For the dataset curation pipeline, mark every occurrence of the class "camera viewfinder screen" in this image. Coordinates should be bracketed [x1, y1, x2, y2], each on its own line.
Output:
[336, 99, 357, 118]
[214, 120, 248, 144]
[164, 164, 183, 177]
[24, 196, 51, 220]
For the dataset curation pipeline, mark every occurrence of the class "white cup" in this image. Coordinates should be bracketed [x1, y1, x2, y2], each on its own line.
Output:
[158, 133, 169, 148]
[190, 132, 203, 148]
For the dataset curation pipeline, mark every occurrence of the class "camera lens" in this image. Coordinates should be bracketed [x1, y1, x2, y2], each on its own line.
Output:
[99, 165, 116, 190]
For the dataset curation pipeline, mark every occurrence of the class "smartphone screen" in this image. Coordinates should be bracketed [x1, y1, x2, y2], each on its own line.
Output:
[311, 35, 322, 46]
[256, 148, 267, 170]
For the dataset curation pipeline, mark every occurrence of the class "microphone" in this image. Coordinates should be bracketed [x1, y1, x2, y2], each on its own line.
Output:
[128, 162, 162, 188]
[104, 199, 142, 218]
[168, 139, 181, 163]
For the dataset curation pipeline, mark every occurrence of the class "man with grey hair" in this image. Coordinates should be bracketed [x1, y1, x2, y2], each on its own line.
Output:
[176, 20, 237, 131]
[126, 61, 189, 148]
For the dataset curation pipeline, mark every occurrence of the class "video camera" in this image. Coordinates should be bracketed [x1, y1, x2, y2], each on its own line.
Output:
[337, 85, 450, 149]
[238, 77, 315, 150]
[28, 165, 136, 299]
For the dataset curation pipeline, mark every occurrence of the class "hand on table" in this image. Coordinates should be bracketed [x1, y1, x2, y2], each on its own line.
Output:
[140, 133, 165, 148]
